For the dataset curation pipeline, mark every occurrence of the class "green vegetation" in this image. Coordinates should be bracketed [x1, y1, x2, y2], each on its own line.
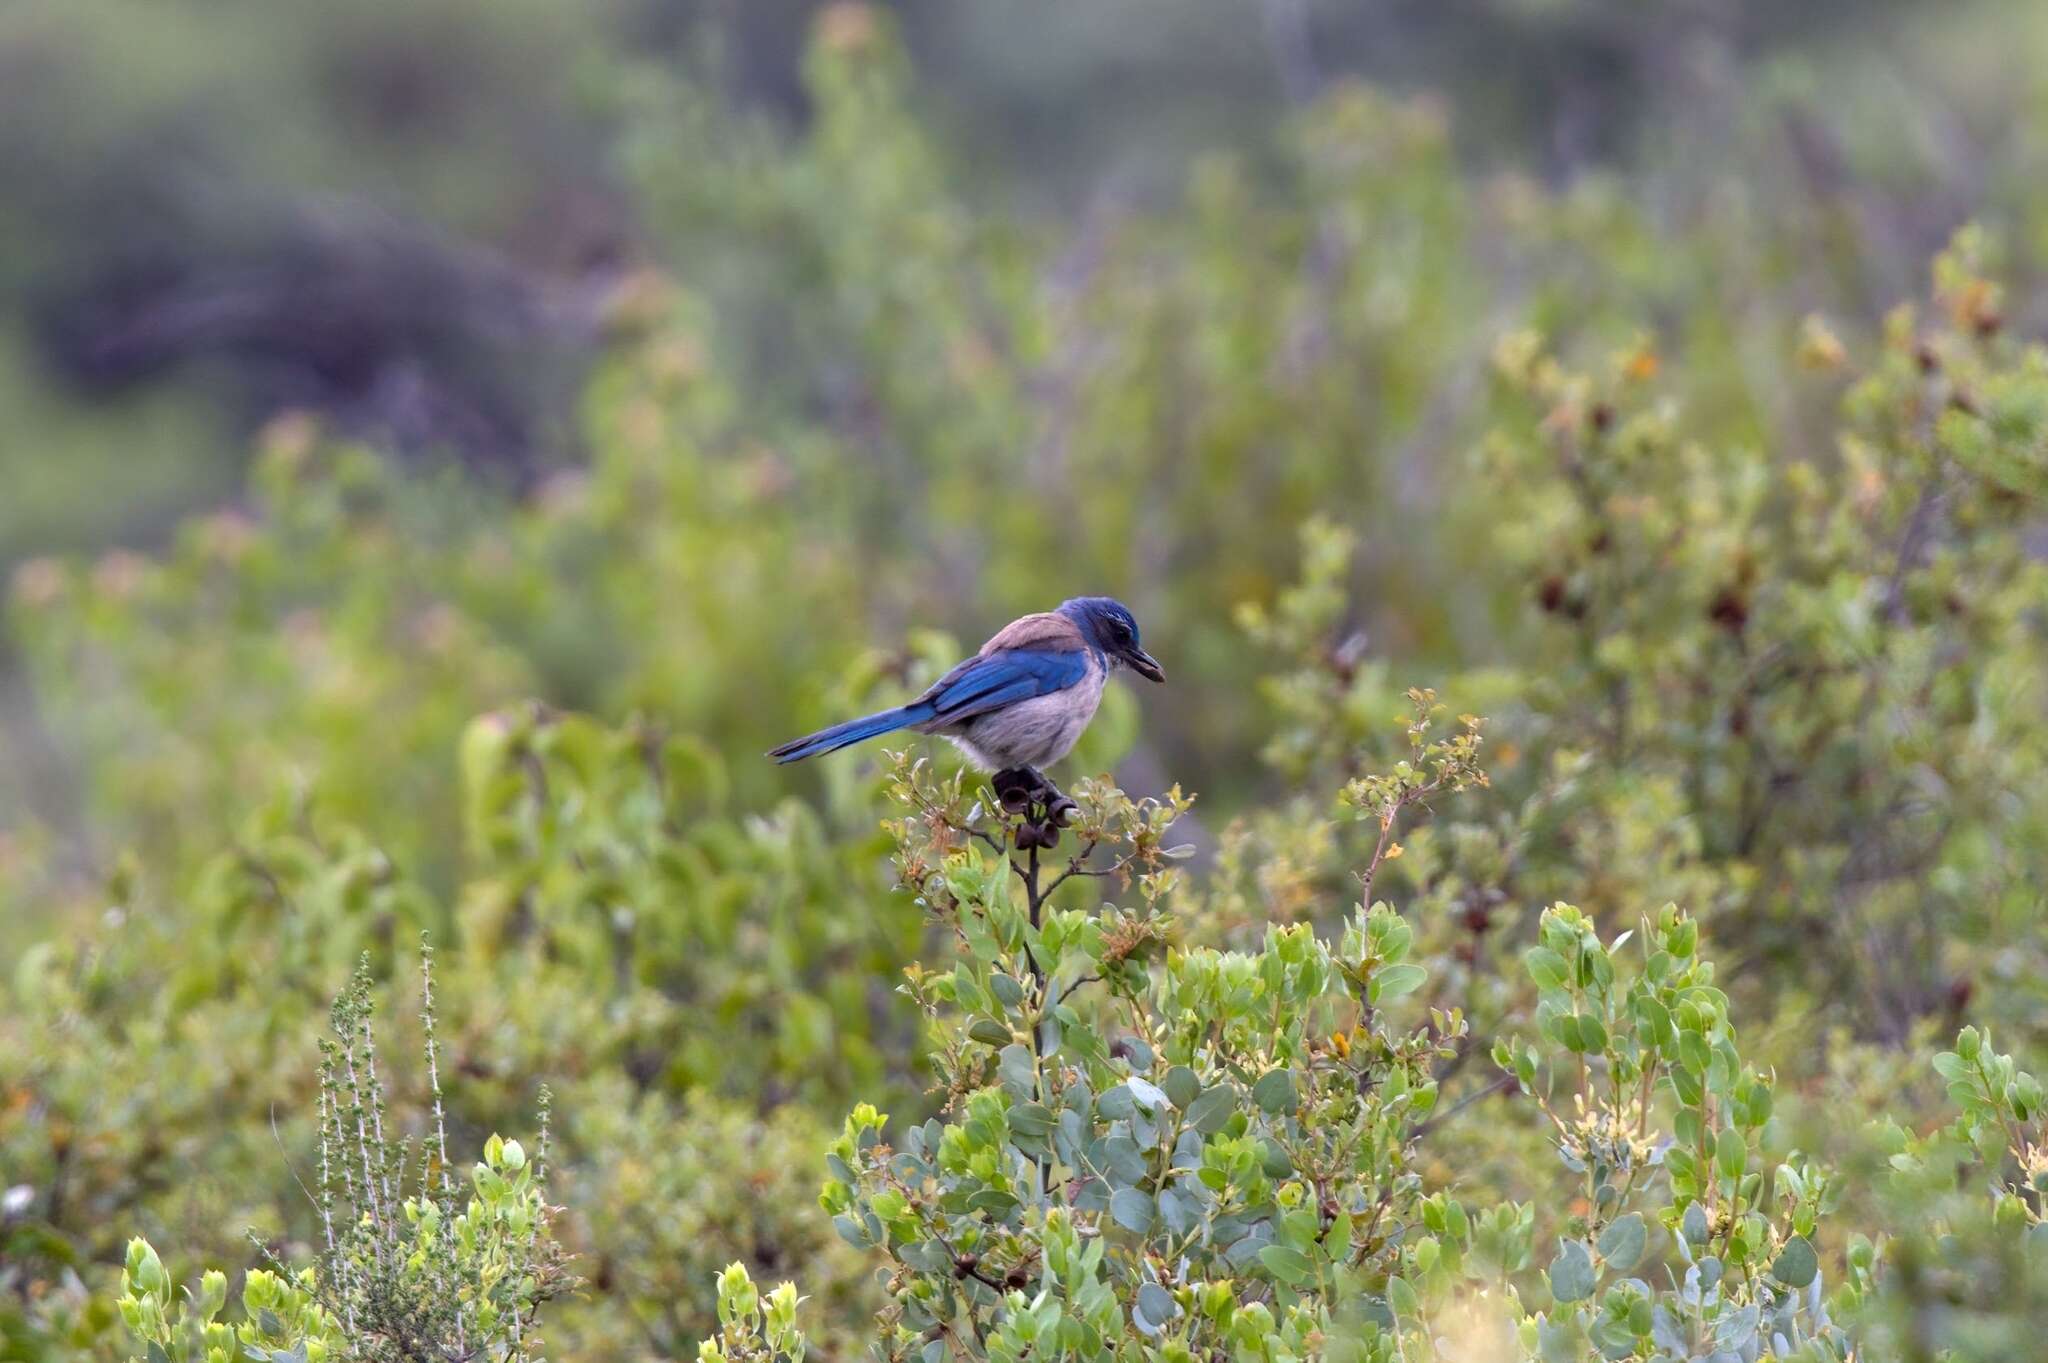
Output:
[3, 7, 2047, 1363]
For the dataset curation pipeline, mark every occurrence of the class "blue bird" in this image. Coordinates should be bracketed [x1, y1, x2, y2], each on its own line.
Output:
[768, 597, 1164, 780]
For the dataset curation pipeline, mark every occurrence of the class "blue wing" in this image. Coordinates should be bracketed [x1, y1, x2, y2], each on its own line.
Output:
[768, 646, 1090, 763]
[921, 647, 1090, 723]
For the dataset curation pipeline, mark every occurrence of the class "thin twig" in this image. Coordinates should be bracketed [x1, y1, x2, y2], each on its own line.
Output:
[1057, 974, 1102, 1007]
[1408, 1072, 1517, 1140]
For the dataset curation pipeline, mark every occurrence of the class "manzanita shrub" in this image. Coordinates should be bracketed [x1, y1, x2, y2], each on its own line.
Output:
[695, 1264, 812, 1363]
[1496, 904, 1849, 1362]
[1488, 228, 2048, 1044]
[716, 688, 1869, 1362]
[674, 718, 2041, 1362]
[1853, 1029, 2048, 1360]
[814, 712, 1510, 1361]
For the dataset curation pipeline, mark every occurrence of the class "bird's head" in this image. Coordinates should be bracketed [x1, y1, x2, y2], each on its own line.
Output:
[1059, 597, 1165, 683]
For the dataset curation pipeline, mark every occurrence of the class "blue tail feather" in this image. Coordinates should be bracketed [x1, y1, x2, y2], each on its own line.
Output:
[768, 703, 931, 764]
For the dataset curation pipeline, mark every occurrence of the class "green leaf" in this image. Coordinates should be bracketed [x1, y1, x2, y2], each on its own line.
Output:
[1372, 963, 1428, 1002]
[1136, 1281, 1178, 1328]
[1548, 1238, 1596, 1302]
[951, 962, 989, 1015]
[1126, 1076, 1169, 1111]
[1632, 994, 1673, 1047]
[1716, 1128, 1747, 1180]
[1534, 1317, 1579, 1363]
[1009, 1103, 1055, 1137]
[1596, 1213, 1647, 1273]
[1770, 1235, 1819, 1289]
[1258, 1244, 1314, 1287]
[968, 1019, 1012, 1048]
[1163, 1066, 1201, 1109]
[257, 1309, 285, 1339]
[1110, 1187, 1155, 1233]
[1386, 1273, 1420, 1322]
[898, 1241, 949, 1273]
[1524, 946, 1570, 992]
[1714, 1301, 1760, 1353]
[998, 1044, 1036, 1096]
[1252, 1069, 1296, 1113]
[1102, 1137, 1147, 1187]
[1157, 1185, 1193, 1234]
[1185, 1085, 1237, 1135]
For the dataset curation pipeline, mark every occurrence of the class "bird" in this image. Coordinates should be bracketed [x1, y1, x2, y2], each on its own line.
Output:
[768, 597, 1164, 783]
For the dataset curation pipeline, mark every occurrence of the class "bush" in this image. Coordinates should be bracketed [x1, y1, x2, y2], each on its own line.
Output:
[114, 949, 572, 1363]
[757, 710, 1872, 1360]
[10, 235, 2039, 1360]
[3, 13, 2046, 1363]
[689, 721, 2032, 1360]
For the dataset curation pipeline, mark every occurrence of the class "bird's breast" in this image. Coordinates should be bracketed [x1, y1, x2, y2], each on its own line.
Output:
[957, 664, 1104, 769]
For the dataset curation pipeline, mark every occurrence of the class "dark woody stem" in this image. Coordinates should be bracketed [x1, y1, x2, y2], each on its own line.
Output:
[1020, 812, 1051, 1199]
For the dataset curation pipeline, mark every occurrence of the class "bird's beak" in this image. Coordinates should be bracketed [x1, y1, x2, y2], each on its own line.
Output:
[1128, 648, 1165, 683]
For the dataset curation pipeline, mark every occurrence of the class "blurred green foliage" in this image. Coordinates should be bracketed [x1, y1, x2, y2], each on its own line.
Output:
[1, 7, 2046, 1363]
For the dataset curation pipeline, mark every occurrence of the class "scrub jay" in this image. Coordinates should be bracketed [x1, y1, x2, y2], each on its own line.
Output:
[769, 596, 1163, 827]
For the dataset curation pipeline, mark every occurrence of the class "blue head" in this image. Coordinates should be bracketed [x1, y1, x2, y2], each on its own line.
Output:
[1057, 597, 1165, 683]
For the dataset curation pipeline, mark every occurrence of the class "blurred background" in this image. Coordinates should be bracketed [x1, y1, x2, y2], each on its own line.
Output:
[4, 0, 2041, 557]
[6, 0, 2045, 824]
[3, 1, 2047, 1358]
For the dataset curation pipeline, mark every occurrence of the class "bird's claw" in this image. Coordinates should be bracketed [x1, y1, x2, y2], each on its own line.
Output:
[993, 767, 1074, 848]
[992, 768, 1037, 814]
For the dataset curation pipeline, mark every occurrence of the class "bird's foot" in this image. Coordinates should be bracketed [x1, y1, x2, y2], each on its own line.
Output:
[992, 767, 1038, 814]
[992, 767, 1074, 849]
